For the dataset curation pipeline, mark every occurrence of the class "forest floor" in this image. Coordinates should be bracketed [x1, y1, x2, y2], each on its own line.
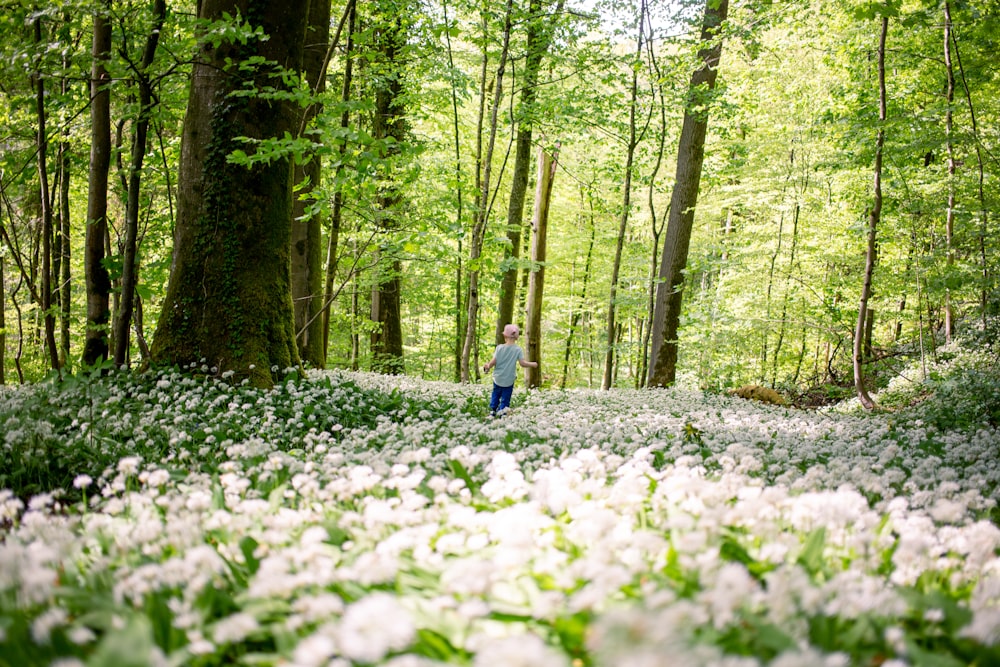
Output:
[1, 328, 999, 666]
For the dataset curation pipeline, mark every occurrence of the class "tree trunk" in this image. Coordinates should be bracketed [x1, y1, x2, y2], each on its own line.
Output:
[57, 28, 72, 368]
[771, 200, 802, 386]
[647, 0, 729, 388]
[853, 16, 888, 411]
[292, 0, 332, 368]
[321, 0, 357, 361]
[639, 47, 669, 388]
[603, 0, 647, 390]
[525, 145, 557, 388]
[0, 256, 5, 384]
[762, 153, 793, 380]
[495, 0, 563, 345]
[950, 29, 991, 318]
[151, 0, 308, 388]
[32, 17, 59, 373]
[350, 238, 360, 370]
[460, 0, 513, 382]
[369, 11, 407, 375]
[943, 0, 955, 344]
[114, 0, 166, 368]
[57, 140, 71, 367]
[561, 186, 595, 389]
[442, 0, 465, 381]
[84, 0, 112, 367]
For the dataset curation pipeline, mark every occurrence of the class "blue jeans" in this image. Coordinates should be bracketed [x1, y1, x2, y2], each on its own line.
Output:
[490, 383, 514, 415]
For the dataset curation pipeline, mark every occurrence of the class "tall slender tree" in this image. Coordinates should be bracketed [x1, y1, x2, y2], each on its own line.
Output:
[321, 0, 357, 360]
[292, 0, 332, 368]
[369, 7, 408, 375]
[524, 144, 557, 388]
[603, 0, 648, 390]
[647, 0, 729, 388]
[114, 0, 167, 367]
[83, 0, 113, 367]
[560, 185, 596, 389]
[495, 0, 564, 345]
[31, 15, 59, 372]
[853, 14, 889, 411]
[460, 0, 514, 382]
[942, 0, 955, 344]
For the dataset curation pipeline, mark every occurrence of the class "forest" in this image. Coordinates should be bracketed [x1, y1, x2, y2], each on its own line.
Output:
[3, 1, 1000, 664]
[0, 0, 994, 398]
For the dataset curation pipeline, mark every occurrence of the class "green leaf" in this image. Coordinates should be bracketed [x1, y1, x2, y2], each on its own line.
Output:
[448, 459, 479, 495]
[86, 615, 156, 667]
[797, 527, 827, 576]
[413, 628, 462, 661]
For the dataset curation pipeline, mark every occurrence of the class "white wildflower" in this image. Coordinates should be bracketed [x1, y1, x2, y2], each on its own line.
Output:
[213, 612, 259, 644]
[471, 633, 569, 667]
[30, 607, 68, 644]
[337, 593, 415, 663]
[117, 456, 142, 475]
[291, 630, 338, 667]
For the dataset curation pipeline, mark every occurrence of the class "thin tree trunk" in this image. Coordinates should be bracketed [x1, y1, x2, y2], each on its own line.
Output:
[32, 17, 59, 373]
[763, 150, 794, 380]
[771, 200, 802, 386]
[321, 0, 357, 361]
[561, 186, 596, 389]
[853, 16, 888, 411]
[58, 135, 71, 367]
[949, 23, 991, 321]
[134, 293, 151, 361]
[369, 11, 407, 375]
[603, 0, 647, 390]
[292, 0, 332, 368]
[647, 0, 729, 387]
[57, 24, 72, 368]
[350, 238, 360, 370]
[114, 0, 166, 367]
[12, 275, 25, 383]
[442, 0, 465, 381]
[460, 0, 513, 382]
[525, 145, 557, 388]
[84, 0, 112, 367]
[495, 0, 564, 345]
[639, 48, 669, 389]
[0, 256, 5, 384]
[943, 0, 955, 344]
[915, 254, 927, 380]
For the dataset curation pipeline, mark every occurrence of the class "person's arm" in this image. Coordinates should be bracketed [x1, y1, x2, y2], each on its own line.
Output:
[483, 356, 496, 372]
[518, 358, 537, 368]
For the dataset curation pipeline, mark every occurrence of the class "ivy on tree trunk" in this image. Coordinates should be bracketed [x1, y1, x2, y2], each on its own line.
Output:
[151, 0, 307, 388]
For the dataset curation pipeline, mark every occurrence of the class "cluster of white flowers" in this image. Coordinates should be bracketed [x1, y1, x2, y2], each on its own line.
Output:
[1, 368, 999, 665]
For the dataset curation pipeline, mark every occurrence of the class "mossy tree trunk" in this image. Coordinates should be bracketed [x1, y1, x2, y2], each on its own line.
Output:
[151, 0, 308, 388]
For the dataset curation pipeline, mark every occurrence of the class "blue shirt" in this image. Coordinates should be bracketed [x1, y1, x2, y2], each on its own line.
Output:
[492, 344, 524, 387]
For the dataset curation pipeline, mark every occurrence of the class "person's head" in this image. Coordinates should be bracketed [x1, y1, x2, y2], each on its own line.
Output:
[502, 324, 520, 341]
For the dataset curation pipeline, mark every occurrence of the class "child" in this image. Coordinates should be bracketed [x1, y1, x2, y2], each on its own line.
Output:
[483, 323, 538, 416]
